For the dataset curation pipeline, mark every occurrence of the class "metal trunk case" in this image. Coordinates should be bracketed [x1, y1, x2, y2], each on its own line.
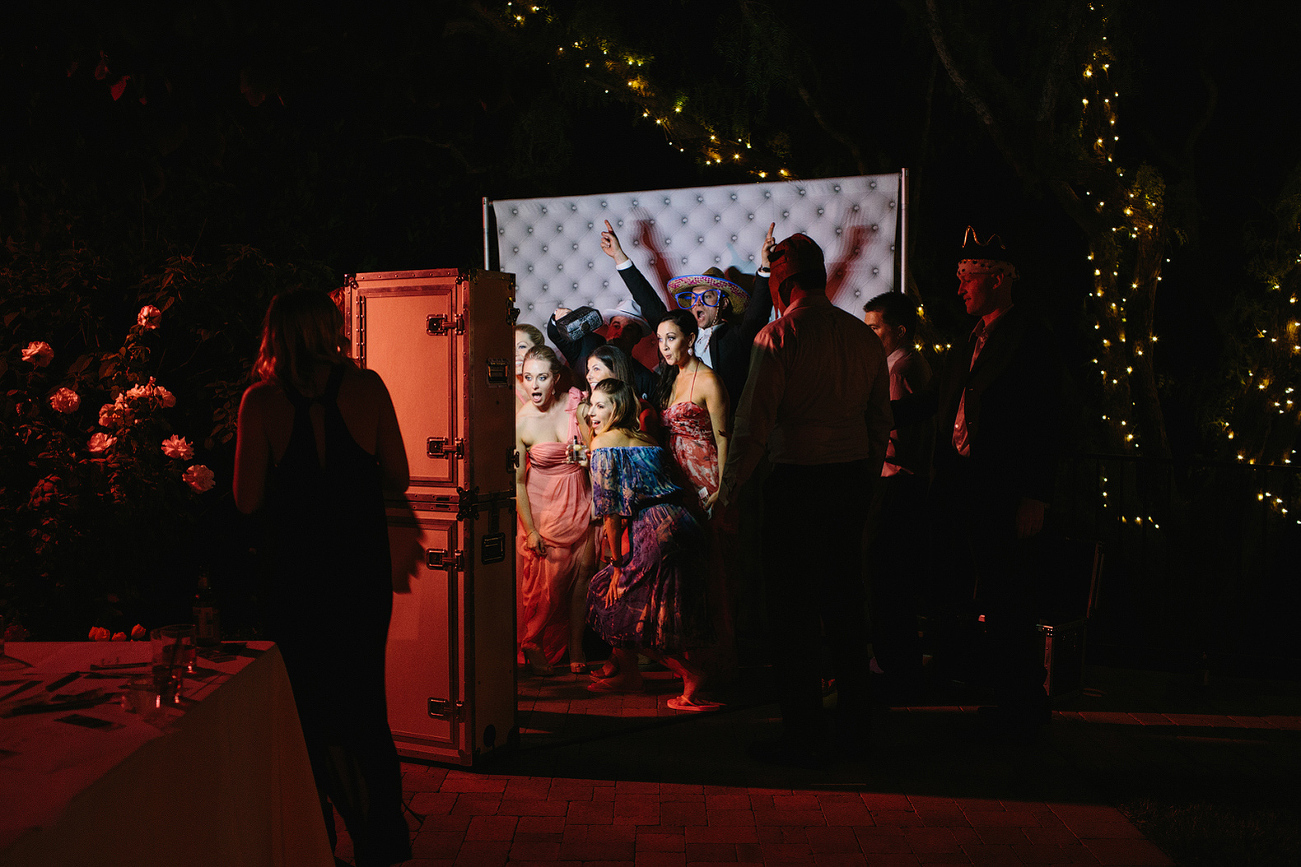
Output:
[346, 268, 517, 497]
[344, 268, 519, 766]
[385, 497, 517, 765]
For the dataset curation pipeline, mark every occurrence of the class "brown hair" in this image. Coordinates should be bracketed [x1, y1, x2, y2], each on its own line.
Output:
[253, 289, 348, 392]
[522, 344, 564, 377]
[592, 378, 639, 433]
[515, 323, 545, 350]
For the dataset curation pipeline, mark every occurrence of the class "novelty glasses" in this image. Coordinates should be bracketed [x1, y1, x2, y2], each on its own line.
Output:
[674, 288, 722, 308]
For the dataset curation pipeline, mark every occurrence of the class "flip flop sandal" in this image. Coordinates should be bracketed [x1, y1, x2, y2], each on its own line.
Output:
[586, 678, 644, 694]
[667, 695, 722, 712]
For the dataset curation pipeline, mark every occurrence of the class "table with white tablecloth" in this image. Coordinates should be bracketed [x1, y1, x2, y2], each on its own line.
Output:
[0, 641, 333, 867]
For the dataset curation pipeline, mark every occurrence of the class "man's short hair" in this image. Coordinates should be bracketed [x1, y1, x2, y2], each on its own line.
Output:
[862, 291, 917, 339]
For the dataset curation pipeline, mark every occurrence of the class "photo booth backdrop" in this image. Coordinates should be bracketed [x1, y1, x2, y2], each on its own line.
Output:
[487, 173, 905, 355]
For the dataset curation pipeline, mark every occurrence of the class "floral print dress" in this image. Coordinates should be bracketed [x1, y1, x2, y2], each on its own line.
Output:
[586, 446, 711, 653]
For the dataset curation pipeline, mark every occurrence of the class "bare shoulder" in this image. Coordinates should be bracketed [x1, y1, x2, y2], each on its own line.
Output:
[343, 363, 388, 395]
[240, 380, 283, 414]
[698, 365, 726, 396]
[592, 429, 633, 449]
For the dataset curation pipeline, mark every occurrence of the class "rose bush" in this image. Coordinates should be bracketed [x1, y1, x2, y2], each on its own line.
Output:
[2, 241, 332, 639]
[3, 262, 232, 639]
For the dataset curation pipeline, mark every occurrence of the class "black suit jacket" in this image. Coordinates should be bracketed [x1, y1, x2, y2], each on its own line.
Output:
[933, 305, 1064, 509]
[545, 318, 657, 401]
[616, 262, 772, 408]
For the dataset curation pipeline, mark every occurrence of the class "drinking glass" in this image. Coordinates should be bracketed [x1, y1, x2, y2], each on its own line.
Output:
[151, 624, 197, 704]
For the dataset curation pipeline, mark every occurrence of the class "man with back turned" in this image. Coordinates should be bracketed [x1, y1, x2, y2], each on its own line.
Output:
[719, 233, 893, 767]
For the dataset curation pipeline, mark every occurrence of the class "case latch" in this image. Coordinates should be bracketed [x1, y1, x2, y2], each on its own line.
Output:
[426, 313, 465, 335]
[426, 548, 465, 571]
[486, 358, 510, 386]
[427, 437, 465, 459]
[428, 698, 464, 721]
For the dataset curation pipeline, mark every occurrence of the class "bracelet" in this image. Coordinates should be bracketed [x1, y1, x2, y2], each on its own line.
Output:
[756, 266, 770, 275]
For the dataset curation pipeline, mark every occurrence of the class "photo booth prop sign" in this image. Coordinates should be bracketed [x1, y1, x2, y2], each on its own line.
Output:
[487, 172, 906, 336]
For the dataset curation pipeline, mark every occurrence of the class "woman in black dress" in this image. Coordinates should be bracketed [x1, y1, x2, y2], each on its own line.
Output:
[234, 288, 411, 866]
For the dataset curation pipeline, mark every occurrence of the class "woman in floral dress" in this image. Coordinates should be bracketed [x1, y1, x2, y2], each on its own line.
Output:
[652, 310, 729, 512]
[584, 378, 718, 711]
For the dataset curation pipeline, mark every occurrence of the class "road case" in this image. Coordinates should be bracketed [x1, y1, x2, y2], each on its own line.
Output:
[343, 268, 519, 765]
[385, 495, 517, 765]
[1038, 619, 1086, 698]
[344, 269, 517, 497]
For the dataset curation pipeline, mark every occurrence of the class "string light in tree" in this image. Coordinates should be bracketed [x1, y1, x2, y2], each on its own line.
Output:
[498, 1, 790, 177]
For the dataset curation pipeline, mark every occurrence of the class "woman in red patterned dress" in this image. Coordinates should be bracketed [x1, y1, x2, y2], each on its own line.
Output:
[652, 309, 737, 682]
[653, 310, 729, 512]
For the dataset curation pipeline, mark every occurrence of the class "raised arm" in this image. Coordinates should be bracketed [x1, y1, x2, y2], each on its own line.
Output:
[737, 222, 776, 341]
[602, 219, 669, 322]
[547, 307, 582, 368]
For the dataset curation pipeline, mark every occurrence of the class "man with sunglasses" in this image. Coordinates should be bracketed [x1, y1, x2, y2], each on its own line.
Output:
[600, 219, 775, 408]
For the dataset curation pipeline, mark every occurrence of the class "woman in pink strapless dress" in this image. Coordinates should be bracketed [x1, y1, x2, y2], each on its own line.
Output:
[516, 347, 595, 674]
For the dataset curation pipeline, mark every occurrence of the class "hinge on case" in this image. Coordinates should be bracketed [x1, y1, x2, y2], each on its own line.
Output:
[428, 698, 464, 721]
[455, 485, 479, 521]
[427, 437, 465, 459]
[426, 313, 465, 335]
[426, 548, 465, 571]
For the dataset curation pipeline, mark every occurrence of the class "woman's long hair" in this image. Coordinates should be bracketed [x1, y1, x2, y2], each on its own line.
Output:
[254, 288, 349, 393]
[588, 343, 634, 390]
[592, 378, 639, 433]
[651, 309, 699, 410]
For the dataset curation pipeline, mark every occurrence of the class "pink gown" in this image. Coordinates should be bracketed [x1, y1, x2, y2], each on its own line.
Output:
[661, 400, 718, 508]
[517, 388, 591, 664]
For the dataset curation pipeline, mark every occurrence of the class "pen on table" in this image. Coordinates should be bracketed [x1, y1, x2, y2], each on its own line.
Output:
[0, 680, 39, 702]
[46, 672, 82, 692]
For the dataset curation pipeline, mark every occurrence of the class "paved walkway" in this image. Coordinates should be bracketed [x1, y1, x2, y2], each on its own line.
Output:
[337, 664, 1301, 866]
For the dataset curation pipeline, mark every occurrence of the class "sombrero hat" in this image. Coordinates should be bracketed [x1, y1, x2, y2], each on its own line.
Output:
[666, 267, 749, 314]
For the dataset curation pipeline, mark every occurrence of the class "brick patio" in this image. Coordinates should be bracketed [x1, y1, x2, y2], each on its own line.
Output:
[331, 665, 1301, 866]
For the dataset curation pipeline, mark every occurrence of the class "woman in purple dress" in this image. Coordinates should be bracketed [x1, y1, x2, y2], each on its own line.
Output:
[584, 378, 718, 711]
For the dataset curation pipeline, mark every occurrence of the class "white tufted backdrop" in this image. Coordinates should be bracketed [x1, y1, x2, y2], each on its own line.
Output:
[488, 173, 904, 336]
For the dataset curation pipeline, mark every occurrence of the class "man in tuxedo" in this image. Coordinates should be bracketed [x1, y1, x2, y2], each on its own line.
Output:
[599, 219, 774, 408]
[930, 227, 1065, 738]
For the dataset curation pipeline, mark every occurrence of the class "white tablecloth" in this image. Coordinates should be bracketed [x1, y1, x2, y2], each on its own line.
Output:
[0, 641, 333, 867]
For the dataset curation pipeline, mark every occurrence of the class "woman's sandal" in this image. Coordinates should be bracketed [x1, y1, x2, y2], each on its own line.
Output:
[666, 695, 722, 712]
[588, 662, 619, 681]
[586, 676, 644, 694]
[569, 661, 588, 674]
[523, 645, 554, 676]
